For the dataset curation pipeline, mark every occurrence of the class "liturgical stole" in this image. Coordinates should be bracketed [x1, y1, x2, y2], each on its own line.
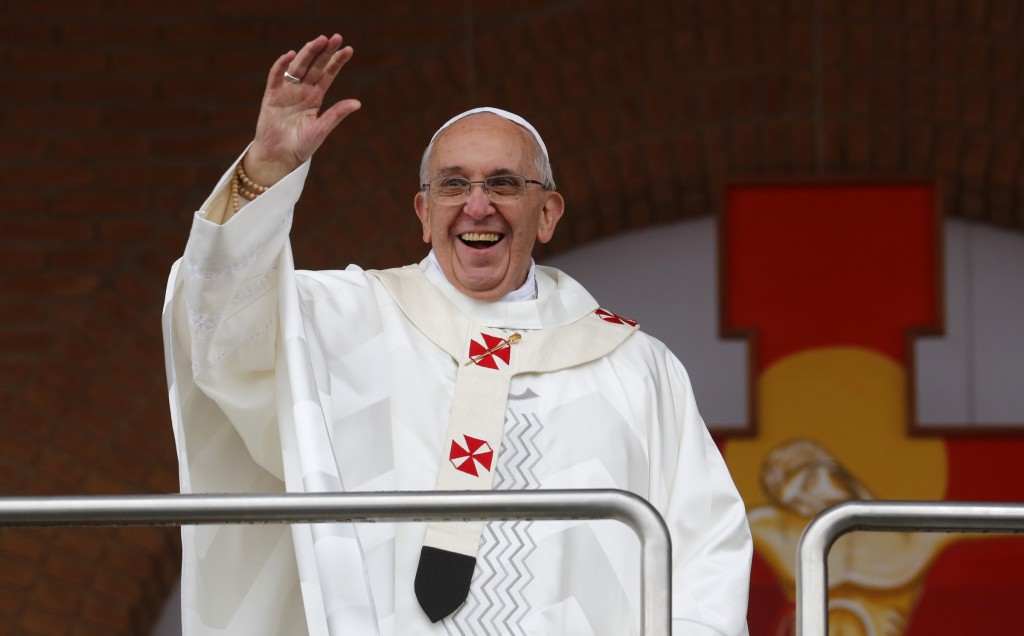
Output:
[370, 266, 639, 622]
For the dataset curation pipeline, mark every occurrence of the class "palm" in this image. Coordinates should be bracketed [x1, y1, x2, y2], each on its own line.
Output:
[246, 34, 360, 185]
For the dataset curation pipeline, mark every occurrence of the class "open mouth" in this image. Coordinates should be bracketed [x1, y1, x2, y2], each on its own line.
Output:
[459, 232, 504, 249]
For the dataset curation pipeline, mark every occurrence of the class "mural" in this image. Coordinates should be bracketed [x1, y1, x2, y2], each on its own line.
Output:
[546, 186, 1024, 635]
[720, 184, 1024, 635]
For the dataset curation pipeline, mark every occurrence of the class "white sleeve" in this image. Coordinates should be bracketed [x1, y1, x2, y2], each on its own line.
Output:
[644, 348, 752, 636]
[163, 155, 311, 485]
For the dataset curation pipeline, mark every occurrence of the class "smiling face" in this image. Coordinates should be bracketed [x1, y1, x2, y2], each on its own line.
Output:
[414, 113, 564, 301]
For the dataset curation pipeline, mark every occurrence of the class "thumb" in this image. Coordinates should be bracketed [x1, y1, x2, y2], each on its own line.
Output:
[313, 99, 362, 144]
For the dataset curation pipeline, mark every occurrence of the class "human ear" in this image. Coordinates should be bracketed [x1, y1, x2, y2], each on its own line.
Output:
[536, 191, 564, 244]
[414, 191, 431, 243]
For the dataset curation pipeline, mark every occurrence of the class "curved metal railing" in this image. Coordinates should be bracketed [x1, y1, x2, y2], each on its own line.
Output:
[0, 489, 671, 635]
[796, 500, 1024, 635]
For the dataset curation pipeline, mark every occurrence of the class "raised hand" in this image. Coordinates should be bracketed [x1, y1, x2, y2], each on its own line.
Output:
[243, 34, 361, 187]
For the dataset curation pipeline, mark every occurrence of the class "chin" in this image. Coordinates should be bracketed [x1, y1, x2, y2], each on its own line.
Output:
[451, 267, 511, 299]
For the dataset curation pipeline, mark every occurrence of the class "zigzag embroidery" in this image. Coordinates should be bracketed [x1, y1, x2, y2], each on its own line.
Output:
[446, 409, 542, 635]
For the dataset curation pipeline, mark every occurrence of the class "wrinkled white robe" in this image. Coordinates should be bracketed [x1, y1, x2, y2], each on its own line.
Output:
[162, 160, 752, 636]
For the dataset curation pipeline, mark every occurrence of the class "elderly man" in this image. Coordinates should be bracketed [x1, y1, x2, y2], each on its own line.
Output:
[163, 34, 751, 635]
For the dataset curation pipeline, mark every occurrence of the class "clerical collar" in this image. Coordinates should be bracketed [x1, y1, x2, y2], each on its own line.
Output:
[426, 250, 538, 301]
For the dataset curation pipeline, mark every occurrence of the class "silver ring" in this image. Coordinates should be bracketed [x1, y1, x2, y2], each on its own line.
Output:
[283, 70, 302, 84]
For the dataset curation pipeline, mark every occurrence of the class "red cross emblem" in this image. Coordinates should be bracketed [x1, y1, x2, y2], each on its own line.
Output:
[467, 332, 519, 369]
[449, 435, 494, 477]
[595, 308, 638, 327]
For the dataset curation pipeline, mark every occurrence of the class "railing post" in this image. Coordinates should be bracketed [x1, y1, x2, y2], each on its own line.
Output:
[796, 500, 1024, 636]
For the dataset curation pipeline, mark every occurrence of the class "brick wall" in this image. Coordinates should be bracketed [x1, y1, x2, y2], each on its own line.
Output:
[1, 0, 1022, 633]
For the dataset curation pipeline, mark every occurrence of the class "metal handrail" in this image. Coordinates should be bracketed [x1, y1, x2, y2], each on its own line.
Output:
[0, 489, 671, 636]
[796, 500, 1024, 635]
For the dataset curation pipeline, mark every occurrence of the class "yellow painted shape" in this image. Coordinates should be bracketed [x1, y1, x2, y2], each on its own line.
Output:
[725, 347, 946, 508]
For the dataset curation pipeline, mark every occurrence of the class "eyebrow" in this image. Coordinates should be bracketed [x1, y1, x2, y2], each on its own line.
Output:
[434, 165, 521, 177]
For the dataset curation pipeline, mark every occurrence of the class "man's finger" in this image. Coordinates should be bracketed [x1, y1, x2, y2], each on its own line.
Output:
[304, 34, 344, 86]
[316, 46, 355, 90]
[267, 51, 297, 89]
[287, 35, 331, 84]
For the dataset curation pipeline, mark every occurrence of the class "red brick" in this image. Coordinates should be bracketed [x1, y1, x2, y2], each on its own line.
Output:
[934, 29, 962, 73]
[116, 527, 173, 554]
[0, 332, 53, 353]
[702, 25, 728, 68]
[37, 447, 89, 488]
[157, 77, 260, 102]
[97, 220, 150, 242]
[106, 0, 207, 13]
[92, 571, 141, 604]
[8, 51, 106, 73]
[0, 531, 47, 562]
[30, 579, 80, 615]
[0, 274, 99, 297]
[4, 108, 104, 131]
[0, 558, 35, 587]
[113, 268, 157, 301]
[0, 79, 53, 100]
[756, 22, 785, 67]
[85, 378, 139, 420]
[45, 423, 104, 465]
[874, 74, 902, 115]
[0, 581, 23, 614]
[933, 79, 962, 123]
[962, 134, 992, 179]
[59, 23, 160, 45]
[935, 128, 963, 172]
[18, 607, 68, 636]
[82, 471, 132, 496]
[730, 22, 759, 66]
[78, 594, 131, 626]
[990, 139, 1021, 184]
[51, 137, 151, 159]
[105, 106, 207, 129]
[0, 360, 35, 386]
[876, 122, 902, 171]
[146, 465, 179, 492]
[48, 249, 121, 270]
[53, 191, 146, 217]
[103, 542, 155, 579]
[110, 51, 208, 73]
[1, 165, 96, 188]
[0, 423, 43, 462]
[0, 250, 45, 270]
[104, 164, 198, 188]
[990, 1, 1019, 32]
[0, 137, 47, 158]
[154, 135, 251, 159]
[0, 22, 58, 44]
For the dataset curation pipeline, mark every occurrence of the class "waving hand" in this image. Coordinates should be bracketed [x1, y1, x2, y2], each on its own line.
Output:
[244, 34, 361, 186]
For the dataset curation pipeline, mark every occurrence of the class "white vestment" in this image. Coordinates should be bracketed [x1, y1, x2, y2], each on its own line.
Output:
[163, 159, 752, 636]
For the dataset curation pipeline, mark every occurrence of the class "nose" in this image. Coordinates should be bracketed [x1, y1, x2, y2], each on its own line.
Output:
[462, 182, 494, 219]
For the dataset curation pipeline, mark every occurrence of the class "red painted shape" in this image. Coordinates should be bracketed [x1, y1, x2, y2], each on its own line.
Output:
[449, 439, 470, 460]
[468, 333, 511, 369]
[723, 184, 937, 370]
[596, 308, 638, 327]
[449, 435, 493, 477]
[906, 539, 1024, 636]
[475, 450, 493, 471]
[944, 437, 1024, 501]
[464, 435, 487, 454]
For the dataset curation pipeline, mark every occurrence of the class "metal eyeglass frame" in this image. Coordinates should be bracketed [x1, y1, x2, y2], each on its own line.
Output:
[421, 174, 547, 204]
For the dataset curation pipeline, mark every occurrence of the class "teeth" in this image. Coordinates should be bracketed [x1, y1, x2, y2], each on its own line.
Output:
[461, 232, 501, 242]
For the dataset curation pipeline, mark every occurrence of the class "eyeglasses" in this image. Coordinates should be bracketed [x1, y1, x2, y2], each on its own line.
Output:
[421, 174, 547, 204]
